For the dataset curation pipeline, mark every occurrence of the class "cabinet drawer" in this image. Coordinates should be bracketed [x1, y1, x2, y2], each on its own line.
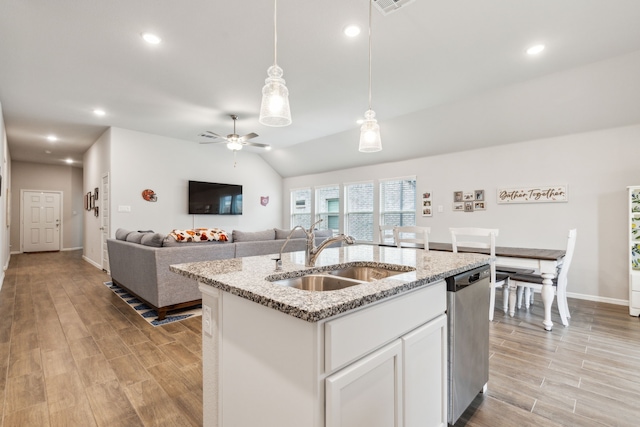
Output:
[325, 281, 445, 373]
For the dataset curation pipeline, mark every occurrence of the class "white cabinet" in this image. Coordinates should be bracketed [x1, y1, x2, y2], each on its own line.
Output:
[402, 315, 448, 427]
[629, 186, 640, 316]
[326, 340, 403, 427]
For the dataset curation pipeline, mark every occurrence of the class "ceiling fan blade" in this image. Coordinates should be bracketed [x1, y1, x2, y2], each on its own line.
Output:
[238, 132, 259, 142]
[244, 141, 271, 148]
[199, 140, 227, 145]
[199, 131, 224, 139]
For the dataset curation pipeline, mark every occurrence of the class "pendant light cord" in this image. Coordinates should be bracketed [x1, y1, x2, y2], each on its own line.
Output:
[273, 0, 278, 66]
[367, 0, 373, 111]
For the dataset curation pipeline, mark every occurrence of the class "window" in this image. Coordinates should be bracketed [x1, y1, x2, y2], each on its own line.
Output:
[290, 188, 312, 229]
[316, 185, 340, 233]
[380, 177, 416, 227]
[345, 182, 374, 242]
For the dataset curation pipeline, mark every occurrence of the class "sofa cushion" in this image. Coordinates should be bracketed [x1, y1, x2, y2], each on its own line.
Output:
[314, 229, 334, 239]
[275, 228, 306, 240]
[115, 228, 132, 241]
[125, 231, 145, 244]
[168, 228, 229, 243]
[141, 233, 166, 247]
[232, 229, 275, 242]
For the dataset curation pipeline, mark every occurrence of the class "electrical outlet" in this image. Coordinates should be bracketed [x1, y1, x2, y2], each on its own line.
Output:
[203, 304, 212, 337]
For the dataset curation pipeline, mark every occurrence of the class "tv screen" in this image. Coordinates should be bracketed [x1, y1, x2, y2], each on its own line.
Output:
[188, 180, 243, 215]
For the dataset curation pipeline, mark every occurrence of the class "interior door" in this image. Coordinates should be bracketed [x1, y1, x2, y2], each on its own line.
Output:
[101, 173, 110, 272]
[22, 190, 61, 252]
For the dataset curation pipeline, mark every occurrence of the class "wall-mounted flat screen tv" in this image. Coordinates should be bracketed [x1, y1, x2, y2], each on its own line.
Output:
[188, 180, 243, 215]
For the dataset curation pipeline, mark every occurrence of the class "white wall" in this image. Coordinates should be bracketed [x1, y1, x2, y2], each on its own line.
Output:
[9, 161, 83, 253]
[82, 127, 284, 267]
[283, 124, 640, 304]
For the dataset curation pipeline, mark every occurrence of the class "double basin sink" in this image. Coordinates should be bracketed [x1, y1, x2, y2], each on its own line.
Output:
[268, 264, 415, 292]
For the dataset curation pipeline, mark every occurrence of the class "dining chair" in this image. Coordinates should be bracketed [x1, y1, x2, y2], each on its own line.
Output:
[449, 227, 509, 321]
[507, 229, 577, 327]
[393, 226, 430, 250]
[379, 225, 396, 246]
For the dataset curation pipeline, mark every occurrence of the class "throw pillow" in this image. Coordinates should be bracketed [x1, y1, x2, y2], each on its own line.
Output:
[169, 228, 229, 243]
[115, 228, 132, 241]
[125, 231, 145, 244]
[275, 228, 306, 240]
[232, 229, 275, 242]
[141, 233, 166, 247]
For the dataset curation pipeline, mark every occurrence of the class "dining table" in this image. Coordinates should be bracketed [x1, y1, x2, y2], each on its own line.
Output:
[428, 242, 567, 331]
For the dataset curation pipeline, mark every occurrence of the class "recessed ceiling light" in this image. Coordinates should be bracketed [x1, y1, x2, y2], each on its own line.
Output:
[93, 108, 106, 116]
[343, 25, 361, 37]
[356, 118, 364, 125]
[65, 158, 74, 164]
[526, 44, 545, 55]
[45, 150, 52, 154]
[47, 135, 58, 142]
[265, 146, 272, 151]
[141, 32, 162, 44]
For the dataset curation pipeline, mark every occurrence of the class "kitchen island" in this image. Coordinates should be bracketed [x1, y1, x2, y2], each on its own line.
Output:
[171, 244, 490, 427]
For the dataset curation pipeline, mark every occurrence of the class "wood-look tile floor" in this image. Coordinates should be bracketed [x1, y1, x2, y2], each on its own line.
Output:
[1, 250, 639, 426]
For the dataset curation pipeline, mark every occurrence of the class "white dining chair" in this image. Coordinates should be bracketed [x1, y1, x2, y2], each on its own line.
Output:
[393, 226, 430, 250]
[450, 227, 509, 321]
[508, 229, 577, 327]
[379, 225, 396, 246]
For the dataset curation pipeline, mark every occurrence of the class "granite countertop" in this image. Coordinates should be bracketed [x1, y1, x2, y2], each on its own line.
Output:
[170, 245, 491, 322]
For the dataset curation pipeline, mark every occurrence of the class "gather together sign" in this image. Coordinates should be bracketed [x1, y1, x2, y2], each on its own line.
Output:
[497, 185, 568, 204]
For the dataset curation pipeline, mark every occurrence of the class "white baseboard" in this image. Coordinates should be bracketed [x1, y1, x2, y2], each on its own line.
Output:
[62, 246, 83, 251]
[82, 255, 102, 270]
[566, 291, 627, 306]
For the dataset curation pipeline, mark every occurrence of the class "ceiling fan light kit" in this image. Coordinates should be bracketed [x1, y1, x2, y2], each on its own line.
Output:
[359, 0, 382, 153]
[259, 0, 292, 127]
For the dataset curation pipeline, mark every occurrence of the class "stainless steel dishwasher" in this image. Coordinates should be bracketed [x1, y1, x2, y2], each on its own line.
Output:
[446, 264, 491, 426]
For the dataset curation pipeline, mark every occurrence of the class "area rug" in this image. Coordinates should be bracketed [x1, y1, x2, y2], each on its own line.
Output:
[104, 281, 202, 326]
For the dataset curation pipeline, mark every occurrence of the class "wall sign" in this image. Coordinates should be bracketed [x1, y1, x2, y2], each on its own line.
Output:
[497, 185, 568, 204]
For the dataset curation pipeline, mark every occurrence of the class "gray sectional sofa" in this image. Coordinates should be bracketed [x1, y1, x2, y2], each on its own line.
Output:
[107, 227, 334, 320]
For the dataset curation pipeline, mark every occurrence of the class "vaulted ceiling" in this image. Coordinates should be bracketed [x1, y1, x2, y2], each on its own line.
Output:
[1, 0, 640, 177]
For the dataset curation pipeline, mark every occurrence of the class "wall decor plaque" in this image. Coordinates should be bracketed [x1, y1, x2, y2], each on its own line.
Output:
[497, 185, 568, 204]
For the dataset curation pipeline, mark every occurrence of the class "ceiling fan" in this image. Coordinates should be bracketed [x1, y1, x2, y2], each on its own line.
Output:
[199, 115, 270, 151]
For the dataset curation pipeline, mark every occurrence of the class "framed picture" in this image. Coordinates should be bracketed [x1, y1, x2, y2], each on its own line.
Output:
[422, 190, 433, 216]
[474, 201, 486, 210]
[464, 201, 474, 212]
[453, 191, 463, 202]
[94, 187, 99, 200]
[86, 192, 92, 211]
[453, 202, 464, 211]
[463, 192, 474, 201]
[90, 194, 95, 209]
[94, 206, 99, 217]
[475, 190, 485, 201]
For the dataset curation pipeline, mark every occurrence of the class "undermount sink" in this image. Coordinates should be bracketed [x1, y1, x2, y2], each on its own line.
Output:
[271, 274, 363, 291]
[268, 264, 414, 291]
[327, 266, 406, 282]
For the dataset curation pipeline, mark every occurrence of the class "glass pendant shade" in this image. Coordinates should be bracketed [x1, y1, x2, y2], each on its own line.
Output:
[359, 109, 382, 152]
[259, 65, 292, 127]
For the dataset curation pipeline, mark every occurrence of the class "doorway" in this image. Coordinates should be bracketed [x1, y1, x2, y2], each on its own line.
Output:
[21, 190, 62, 252]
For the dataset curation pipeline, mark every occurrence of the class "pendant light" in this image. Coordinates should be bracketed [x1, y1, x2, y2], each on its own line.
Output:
[259, 0, 292, 127]
[359, 0, 382, 152]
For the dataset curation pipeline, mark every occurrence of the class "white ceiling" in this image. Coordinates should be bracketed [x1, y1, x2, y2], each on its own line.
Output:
[2, 0, 640, 176]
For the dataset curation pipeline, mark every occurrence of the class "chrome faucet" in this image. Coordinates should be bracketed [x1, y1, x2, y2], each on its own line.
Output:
[275, 219, 356, 269]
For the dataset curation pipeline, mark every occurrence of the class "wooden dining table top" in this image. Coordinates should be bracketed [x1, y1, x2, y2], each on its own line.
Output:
[428, 242, 566, 261]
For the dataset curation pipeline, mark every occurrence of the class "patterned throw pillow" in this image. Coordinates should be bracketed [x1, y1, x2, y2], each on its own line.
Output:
[169, 228, 229, 243]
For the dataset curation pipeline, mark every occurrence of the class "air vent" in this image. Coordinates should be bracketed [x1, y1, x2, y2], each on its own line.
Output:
[373, 0, 415, 16]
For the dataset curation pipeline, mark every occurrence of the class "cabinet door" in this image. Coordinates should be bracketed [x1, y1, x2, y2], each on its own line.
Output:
[403, 314, 447, 427]
[326, 340, 403, 427]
